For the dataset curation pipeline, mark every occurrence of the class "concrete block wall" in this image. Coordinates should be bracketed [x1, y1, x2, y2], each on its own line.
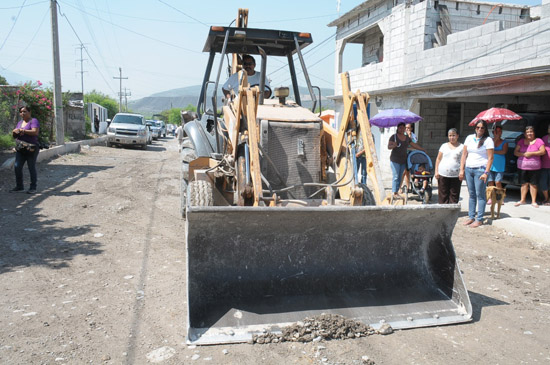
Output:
[361, 26, 384, 65]
[335, 0, 401, 41]
[437, 0, 530, 35]
[462, 102, 488, 135]
[418, 100, 449, 162]
[336, 0, 548, 95]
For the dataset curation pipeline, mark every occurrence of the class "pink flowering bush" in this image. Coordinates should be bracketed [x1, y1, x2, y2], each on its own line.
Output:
[1, 81, 54, 140]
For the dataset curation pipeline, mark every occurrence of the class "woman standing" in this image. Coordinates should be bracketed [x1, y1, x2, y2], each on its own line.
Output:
[540, 125, 550, 206]
[488, 125, 508, 191]
[388, 122, 425, 199]
[459, 120, 494, 228]
[435, 128, 463, 204]
[514, 125, 545, 207]
[11, 106, 40, 194]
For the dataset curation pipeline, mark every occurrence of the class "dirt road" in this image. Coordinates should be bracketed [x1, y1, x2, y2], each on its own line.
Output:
[1, 138, 549, 364]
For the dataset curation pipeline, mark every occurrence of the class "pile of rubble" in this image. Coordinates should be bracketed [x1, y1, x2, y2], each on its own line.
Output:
[252, 314, 393, 344]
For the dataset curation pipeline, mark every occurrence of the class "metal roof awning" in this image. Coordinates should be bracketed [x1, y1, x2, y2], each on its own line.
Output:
[202, 27, 313, 56]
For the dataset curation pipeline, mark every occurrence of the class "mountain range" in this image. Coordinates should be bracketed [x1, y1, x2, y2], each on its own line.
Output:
[128, 85, 335, 115]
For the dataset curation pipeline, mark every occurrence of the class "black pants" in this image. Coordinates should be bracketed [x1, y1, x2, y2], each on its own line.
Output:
[438, 176, 461, 204]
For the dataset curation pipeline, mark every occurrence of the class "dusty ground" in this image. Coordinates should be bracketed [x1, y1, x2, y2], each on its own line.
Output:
[0, 138, 549, 364]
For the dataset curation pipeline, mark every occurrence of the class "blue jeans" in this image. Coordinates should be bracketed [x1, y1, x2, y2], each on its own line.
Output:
[14, 148, 39, 190]
[464, 166, 487, 221]
[356, 156, 366, 184]
[390, 161, 406, 193]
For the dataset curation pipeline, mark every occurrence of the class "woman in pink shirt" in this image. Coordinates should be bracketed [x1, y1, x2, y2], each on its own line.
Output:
[514, 125, 546, 207]
[540, 125, 550, 206]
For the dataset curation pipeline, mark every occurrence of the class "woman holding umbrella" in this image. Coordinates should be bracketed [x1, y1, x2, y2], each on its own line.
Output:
[459, 120, 494, 228]
[388, 122, 425, 199]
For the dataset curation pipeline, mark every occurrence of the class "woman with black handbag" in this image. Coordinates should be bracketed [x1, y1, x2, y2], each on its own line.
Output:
[11, 106, 40, 194]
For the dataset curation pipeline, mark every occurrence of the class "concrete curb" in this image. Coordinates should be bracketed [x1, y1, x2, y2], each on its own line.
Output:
[491, 217, 550, 247]
[1, 136, 108, 170]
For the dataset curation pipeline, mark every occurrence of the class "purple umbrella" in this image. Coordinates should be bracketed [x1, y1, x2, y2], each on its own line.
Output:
[369, 109, 423, 128]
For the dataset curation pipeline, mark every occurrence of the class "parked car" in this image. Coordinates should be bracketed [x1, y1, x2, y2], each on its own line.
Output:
[495, 112, 550, 186]
[147, 120, 161, 140]
[155, 120, 167, 138]
[107, 113, 150, 150]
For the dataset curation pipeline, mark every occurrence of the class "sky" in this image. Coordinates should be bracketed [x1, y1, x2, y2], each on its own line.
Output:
[0, 0, 542, 101]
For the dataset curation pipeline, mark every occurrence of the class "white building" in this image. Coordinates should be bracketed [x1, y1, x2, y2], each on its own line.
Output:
[329, 0, 550, 181]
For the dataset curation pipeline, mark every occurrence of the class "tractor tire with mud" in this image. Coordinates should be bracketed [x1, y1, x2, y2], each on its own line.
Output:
[187, 180, 214, 207]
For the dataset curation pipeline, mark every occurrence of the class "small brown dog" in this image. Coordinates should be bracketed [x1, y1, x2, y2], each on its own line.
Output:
[486, 186, 506, 219]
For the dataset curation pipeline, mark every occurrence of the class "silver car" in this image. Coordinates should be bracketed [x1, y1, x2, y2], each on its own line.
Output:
[107, 113, 150, 150]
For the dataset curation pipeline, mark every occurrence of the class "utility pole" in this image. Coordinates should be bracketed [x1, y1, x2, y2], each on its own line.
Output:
[51, 0, 64, 145]
[75, 43, 88, 98]
[113, 67, 127, 112]
[121, 88, 131, 111]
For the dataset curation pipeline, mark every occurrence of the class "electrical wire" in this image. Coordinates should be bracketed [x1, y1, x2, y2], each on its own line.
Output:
[59, 0, 202, 54]
[56, 1, 116, 94]
[157, 0, 209, 27]
[252, 13, 335, 24]
[1, 7, 49, 70]
[0, 0, 27, 52]
[75, 0, 111, 83]
[0, 0, 43, 10]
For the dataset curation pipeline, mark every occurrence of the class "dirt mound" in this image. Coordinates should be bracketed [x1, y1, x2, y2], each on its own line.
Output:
[252, 314, 392, 344]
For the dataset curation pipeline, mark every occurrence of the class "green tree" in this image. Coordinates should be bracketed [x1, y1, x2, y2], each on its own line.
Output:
[0, 74, 8, 85]
[84, 90, 119, 118]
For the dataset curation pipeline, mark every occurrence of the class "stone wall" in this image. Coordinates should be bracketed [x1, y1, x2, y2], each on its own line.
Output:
[64, 106, 85, 140]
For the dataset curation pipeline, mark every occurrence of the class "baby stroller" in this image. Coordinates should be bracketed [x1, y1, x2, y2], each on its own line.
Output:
[406, 150, 434, 204]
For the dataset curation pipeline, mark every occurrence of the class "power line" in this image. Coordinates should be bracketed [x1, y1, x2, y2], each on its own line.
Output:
[75, 0, 111, 86]
[157, 0, 209, 27]
[57, 2, 116, 94]
[0, 0, 27, 52]
[1, 7, 49, 70]
[251, 13, 335, 24]
[0, 0, 46, 10]
[268, 32, 335, 77]
[59, 1, 202, 54]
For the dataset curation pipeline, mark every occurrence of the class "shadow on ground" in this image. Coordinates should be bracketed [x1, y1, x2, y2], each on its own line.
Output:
[0, 163, 113, 274]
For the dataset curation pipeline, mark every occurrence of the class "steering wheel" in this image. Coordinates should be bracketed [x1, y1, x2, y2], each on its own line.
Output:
[250, 84, 272, 99]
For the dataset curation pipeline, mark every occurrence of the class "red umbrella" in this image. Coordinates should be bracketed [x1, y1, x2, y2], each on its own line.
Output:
[469, 107, 522, 126]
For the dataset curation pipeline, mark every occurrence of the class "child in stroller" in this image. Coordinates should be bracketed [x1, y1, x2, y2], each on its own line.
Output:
[407, 150, 434, 203]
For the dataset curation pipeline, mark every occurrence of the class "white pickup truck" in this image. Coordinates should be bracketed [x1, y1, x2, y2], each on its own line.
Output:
[107, 113, 151, 150]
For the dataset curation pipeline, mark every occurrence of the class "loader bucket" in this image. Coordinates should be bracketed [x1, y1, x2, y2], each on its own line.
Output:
[185, 204, 471, 345]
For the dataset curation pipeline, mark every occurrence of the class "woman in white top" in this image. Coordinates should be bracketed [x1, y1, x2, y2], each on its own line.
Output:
[459, 120, 494, 228]
[435, 128, 463, 204]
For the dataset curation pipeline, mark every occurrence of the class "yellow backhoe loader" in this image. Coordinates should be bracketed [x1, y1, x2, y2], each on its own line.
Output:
[180, 10, 471, 345]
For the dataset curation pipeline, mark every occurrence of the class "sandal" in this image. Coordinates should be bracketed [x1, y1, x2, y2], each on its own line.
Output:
[463, 219, 474, 226]
[469, 220, 483, 228]
[532, 203, 539, 208]
[514, 201, 525, 207]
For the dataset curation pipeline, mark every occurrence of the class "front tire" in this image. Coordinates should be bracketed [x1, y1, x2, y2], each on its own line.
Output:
[359, 183, 376, 206]
[187, 180, 213, 207]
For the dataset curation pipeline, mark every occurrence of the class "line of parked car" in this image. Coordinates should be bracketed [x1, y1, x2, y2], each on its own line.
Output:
[106, 113, 170, 150]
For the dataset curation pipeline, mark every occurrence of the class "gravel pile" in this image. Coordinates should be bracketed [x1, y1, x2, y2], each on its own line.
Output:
[252, 314, 392, 344]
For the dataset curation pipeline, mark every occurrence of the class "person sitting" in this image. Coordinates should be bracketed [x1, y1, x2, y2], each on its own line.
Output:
[222, 54, 271, 100]
[413, 164, 430, 194]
